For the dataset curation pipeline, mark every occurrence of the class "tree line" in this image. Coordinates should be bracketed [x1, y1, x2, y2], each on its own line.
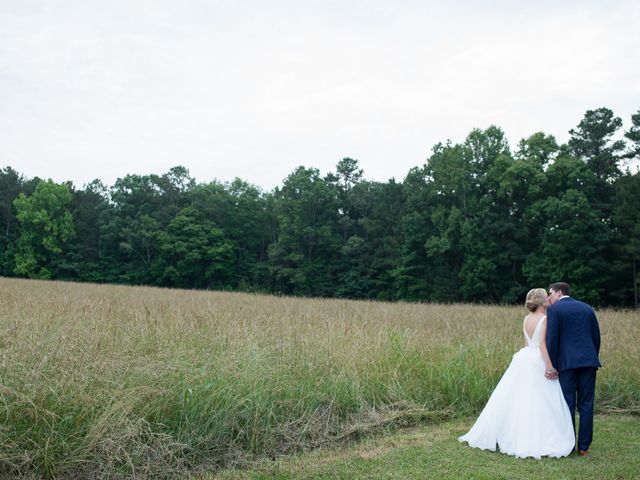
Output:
[1, 107, 639, 307]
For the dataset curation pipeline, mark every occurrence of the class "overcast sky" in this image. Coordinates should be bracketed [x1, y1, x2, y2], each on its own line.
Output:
[1, 0, 639, 190]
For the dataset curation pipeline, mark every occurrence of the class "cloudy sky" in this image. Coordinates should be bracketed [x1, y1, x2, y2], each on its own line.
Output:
[1, 0, 639, 190]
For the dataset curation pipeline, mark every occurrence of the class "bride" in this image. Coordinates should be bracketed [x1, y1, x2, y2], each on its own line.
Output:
[458, 288, 575, 459]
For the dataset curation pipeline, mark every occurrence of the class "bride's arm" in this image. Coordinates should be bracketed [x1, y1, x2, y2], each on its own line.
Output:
[538, 320, 556, 374]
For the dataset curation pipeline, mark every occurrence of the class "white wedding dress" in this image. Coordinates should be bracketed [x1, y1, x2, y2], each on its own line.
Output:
[458, 316, 575, 459]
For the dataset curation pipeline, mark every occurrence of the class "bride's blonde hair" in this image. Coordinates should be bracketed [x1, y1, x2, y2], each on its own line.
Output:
[525, 288, 548, 312]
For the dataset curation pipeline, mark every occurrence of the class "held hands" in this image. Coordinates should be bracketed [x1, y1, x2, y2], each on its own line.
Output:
[545, 367, 558, 380]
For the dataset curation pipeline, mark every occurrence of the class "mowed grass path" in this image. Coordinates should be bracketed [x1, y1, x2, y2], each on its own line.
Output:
[1, 277, 638, 478]
[213, 415, 640, 479]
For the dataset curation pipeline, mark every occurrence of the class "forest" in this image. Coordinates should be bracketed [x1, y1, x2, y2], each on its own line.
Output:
[1, 107, 639, 307]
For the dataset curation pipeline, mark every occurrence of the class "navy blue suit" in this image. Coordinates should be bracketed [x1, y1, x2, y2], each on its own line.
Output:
[546, 297, 601, 451]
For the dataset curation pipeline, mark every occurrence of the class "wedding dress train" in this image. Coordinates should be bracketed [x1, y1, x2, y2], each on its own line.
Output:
[458, 316, 575, 459]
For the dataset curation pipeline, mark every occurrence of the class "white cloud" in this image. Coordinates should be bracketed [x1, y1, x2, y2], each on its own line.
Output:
[1, 0, 639, 189]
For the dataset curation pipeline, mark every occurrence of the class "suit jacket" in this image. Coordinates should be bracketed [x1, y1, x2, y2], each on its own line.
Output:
[546, 297, 601, 372]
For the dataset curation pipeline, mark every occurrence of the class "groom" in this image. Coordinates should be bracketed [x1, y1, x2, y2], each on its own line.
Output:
[545, 282, 601, 456]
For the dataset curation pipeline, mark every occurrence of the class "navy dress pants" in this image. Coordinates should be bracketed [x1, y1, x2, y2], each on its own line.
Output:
[558, 367, 597, 451]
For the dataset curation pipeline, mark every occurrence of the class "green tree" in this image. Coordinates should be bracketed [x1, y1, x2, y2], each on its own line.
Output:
[568, 107, 625, 182]
[104, 168, 193, 284]
[523, 190, 610, 304]
[67, 180, 113, 282]
[188, 178, 272, 290]
[465, 125, 511, 183]
[334, 177, 403, 300]
[515, 132, 559, 167]
[397, 142, 471, 301]
[612, 172, 640, 307]
[450, 127, 532, 302]
[542, 154, 598, 200]
[268, 166, 341, 296]
[495, 146, 548, 299]
[330, 157, 364, 244]
[13, 179, 75, 279]
[154, 205, 234, 288]
[623, 108, 640, 161]
[0, 167, 38, 275]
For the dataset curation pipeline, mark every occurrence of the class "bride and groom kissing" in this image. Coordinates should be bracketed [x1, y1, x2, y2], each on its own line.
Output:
[459, 282, 602, 459]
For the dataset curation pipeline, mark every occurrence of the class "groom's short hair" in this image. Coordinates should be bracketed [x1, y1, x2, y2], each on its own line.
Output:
[549, 282, 570, 296]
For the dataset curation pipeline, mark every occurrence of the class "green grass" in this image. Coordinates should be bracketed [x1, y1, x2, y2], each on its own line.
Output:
[212, 415, 640, 479]
[1, 277, 638, 478]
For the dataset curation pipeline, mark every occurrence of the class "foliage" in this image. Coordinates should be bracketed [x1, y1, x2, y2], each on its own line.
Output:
[2, 106, 639, 306]
[12, 179, 74, 279]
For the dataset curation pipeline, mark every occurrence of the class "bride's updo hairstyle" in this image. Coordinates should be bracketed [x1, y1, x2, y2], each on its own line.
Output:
[525, 288, 548, 312]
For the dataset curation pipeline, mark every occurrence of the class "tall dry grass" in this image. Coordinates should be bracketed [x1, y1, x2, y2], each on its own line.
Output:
[1, 277, 638, 478]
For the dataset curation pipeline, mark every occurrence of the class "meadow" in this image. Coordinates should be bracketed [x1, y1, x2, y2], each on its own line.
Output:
[1, 277, 638, 478]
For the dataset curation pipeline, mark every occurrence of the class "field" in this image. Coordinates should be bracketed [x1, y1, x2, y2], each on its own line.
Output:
[212, 415, 640, 479]
[1, 277, 639, 478]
